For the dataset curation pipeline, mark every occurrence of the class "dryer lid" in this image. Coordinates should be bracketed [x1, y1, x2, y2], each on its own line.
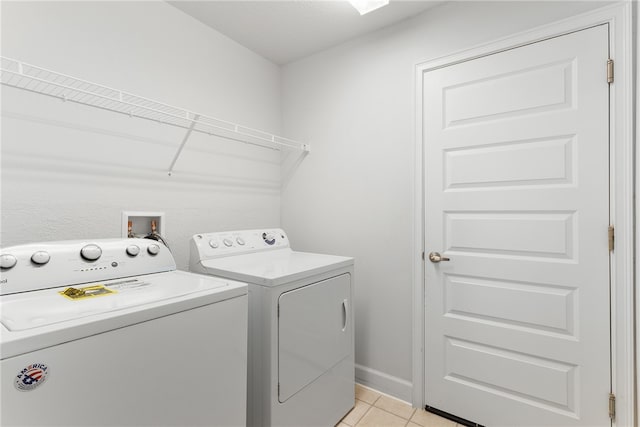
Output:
[199, 248, 353, 286]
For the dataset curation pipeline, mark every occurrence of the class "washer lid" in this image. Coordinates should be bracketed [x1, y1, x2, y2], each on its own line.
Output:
[199, 248, 353, 286]
[1, 271, 235, 332]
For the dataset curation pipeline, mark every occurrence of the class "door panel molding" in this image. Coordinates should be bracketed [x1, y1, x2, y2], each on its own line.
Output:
[412, 3, 634, 426]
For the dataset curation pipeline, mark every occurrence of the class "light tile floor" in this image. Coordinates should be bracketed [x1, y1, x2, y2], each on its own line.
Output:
[337, 384, 460, 427]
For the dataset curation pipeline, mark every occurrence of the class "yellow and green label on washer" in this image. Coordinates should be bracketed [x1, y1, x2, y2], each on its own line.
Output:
[59, 284, 117, 300]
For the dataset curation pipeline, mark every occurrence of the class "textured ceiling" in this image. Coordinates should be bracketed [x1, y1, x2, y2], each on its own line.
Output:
[168, 1, 441, 64]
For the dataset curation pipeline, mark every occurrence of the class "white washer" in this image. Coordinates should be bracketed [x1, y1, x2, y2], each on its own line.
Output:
[1, 238, 248, 427]
[190, 228, 355, 427]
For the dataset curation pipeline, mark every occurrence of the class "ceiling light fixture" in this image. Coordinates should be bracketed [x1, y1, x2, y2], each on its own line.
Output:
[347, 0, 389, 15]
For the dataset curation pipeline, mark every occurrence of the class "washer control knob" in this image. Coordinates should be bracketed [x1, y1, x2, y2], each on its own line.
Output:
[262, 232, 276, 246]
[209, 240, 219, 249]
[236, 237, 245, 246]
[0, 254, 17, 269]
[126, 245, 140, 257]
[147, 244, 160, 256]
[80, 244, 102, 261]
[223, 238, 233, 247]
[31, 251, 51, 265]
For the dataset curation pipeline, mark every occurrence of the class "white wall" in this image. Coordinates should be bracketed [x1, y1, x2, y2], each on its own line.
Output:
[281, 1, 614, 401]
[1, 1, 282, 269]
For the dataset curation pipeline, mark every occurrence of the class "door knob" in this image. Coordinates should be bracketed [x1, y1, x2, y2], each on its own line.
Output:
[428, 252, 450, 263]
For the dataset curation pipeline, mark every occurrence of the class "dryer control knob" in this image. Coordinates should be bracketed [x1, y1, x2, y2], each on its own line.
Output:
[236, 237, 245, 246]
[147, 244, 160, 256]
[31, 251, 51, 265]
[262, 233, 276, 245]
[126, 245, 140, 257]
[209, 240, 219, 249]
[223, 238, 233, 247]
[81, 244, 102, 261]
[0, 254, 17, 269]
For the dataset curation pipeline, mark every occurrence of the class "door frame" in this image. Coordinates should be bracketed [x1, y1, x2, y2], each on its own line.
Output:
[411, 3, 634, 426]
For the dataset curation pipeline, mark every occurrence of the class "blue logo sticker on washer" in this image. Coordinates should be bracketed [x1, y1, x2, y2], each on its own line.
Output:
[15, 363, 49, 391]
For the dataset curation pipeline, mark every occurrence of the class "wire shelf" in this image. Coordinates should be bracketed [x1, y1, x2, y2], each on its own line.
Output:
[0, 56, 309, 174]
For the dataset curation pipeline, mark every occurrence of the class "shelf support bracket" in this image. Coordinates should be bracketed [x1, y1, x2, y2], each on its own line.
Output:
[168, 114, 200, 176]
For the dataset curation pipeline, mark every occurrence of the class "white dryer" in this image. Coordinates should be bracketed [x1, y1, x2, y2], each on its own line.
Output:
[1, 238, 248, 427]
[189, 229, 355, 427]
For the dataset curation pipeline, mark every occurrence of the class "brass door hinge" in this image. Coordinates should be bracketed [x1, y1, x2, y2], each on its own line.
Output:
[609, 393, 616, 420]
[608, 225, 615, 252]
[607, 59, 614, 83]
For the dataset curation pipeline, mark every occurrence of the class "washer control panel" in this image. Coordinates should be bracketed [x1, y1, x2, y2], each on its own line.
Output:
[191, 228, 289, 261]
[0, 238, 175, 295]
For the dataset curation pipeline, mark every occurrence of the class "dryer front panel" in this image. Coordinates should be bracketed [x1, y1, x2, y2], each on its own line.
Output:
[277, 273, 352, 403]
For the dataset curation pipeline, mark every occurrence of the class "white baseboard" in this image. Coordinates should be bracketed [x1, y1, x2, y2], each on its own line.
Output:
[355, 363, 413, 404]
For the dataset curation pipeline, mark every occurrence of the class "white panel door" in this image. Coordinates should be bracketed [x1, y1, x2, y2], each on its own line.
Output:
[423, 25, 610, 427]
[278, 274, 351, 403]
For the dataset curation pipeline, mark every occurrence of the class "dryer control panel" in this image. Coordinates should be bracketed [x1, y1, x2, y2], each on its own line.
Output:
[0, 238, 175, 295]
[190, 228, 290, 261]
